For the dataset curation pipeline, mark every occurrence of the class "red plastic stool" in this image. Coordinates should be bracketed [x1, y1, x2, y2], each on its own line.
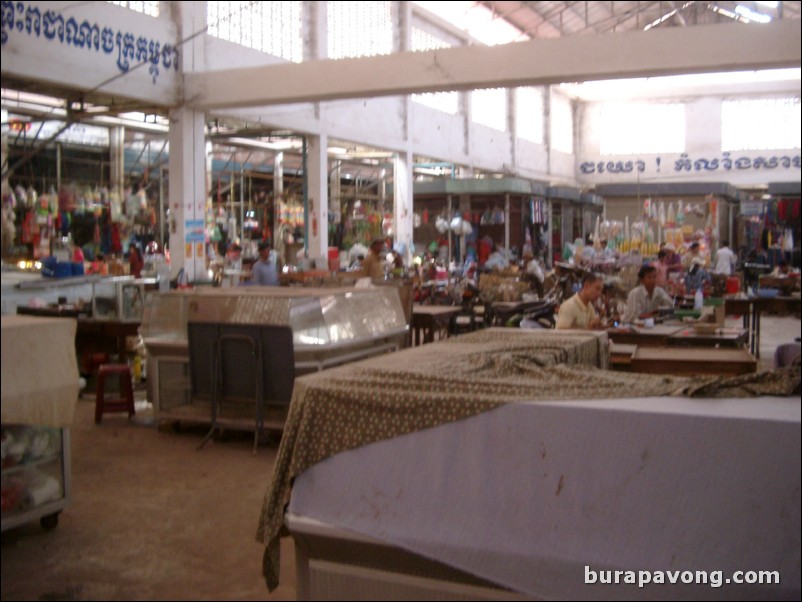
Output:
[81, 352, 110, 376]
[95, 364, 135, 424]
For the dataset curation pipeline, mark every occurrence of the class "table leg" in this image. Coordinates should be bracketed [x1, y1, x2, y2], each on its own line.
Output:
[424, 316, 435, 344]
[753, 306, 761, 359]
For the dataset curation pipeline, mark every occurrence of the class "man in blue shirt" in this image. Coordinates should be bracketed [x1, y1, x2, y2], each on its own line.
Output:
[251, 241, 279, 286]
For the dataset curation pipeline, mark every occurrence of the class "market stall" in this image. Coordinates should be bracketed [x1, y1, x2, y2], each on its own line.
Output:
[543, 187, 603, 267]
[412, 178, 548, 266]
[596, 182, 743, 265]
[737, 182, 800, 271]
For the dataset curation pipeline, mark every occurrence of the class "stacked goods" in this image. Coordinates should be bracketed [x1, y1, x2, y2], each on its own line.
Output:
[478, 273, 530, 303]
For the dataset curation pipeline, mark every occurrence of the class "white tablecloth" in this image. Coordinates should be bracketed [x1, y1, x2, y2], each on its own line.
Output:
[288, 395, 801, 600]
[1, 315, 80, 427]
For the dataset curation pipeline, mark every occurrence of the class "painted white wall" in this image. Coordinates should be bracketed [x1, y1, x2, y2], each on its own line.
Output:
[323, 97, 407, 151]
[411, 103, 468, 161]
[203, 36, 287, 71]
[576, 94, 801, 187]
[550, 151, 577, 184]
[467, 123, 513, 172]
[513, 139, 549, 181]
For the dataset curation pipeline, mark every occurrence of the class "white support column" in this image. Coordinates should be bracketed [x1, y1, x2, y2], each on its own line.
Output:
[394, 2, 413, 264]
[273, 152, 284, 198]
[109, 127, 125, 204]
[458, 194, 471, 265]
[168, 107, 207, 282]
[393, 151, 414, 263]
[305, 133, 328, 262]
[330, 161, 341, 226]
[447, 195, 453, 262]
[547, 199, 554, 267]
[167, 1, 207, 282]
[1, 109, 8, 189]
[273, 152, 284, 252]
[504, 193, 511, 252]
[1, 109, 9, 259]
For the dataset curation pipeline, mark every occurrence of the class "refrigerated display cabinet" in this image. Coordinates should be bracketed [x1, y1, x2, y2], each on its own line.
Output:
[140, 287, 408, 420]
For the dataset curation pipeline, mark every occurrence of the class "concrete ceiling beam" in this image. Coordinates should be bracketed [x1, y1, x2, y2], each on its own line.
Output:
[186, 19, 800, 110]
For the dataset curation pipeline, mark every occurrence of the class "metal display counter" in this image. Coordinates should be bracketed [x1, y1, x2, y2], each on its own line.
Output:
[140, 287, 408, 423]
[1, 316, 80, 532]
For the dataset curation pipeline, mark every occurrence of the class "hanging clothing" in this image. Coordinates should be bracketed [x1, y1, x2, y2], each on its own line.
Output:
[111, 223, 122, 254]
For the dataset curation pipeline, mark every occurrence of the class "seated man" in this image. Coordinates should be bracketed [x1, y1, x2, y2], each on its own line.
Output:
[555, 272, 603, 330]
[622, 265, 674, 324]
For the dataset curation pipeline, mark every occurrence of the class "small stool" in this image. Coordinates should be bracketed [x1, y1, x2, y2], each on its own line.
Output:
[95, 363, 135, 424]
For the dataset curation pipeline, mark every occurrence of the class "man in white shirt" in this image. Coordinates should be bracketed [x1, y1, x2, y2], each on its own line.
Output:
[622, 265, 674, 324]
[713, 240, 737, 276]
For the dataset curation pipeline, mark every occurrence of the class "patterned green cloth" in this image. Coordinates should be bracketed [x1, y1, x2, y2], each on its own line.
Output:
[256, 328, 800, 591]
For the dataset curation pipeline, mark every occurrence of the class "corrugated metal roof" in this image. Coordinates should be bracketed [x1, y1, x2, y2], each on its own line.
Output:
[480, 1, 800, 39]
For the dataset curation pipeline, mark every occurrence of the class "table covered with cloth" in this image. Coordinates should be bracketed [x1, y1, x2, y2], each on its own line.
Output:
[256, 328, 800, 592]
[1, 315, 80, 427]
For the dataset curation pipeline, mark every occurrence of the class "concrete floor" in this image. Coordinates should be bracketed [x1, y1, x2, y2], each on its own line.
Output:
[1, 399, 297, 601]
[1, 315, 799, 601]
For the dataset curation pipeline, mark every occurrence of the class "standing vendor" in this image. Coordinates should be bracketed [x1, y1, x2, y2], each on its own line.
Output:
[251, 241, 279, 286]
[555, 272, 603, 330]
[681, 241, 704, 270]
[360, 238, 385, 280]
[622, 265, 674, 324]
[685, 257, 712, 294]
[128, 243, 144, 278]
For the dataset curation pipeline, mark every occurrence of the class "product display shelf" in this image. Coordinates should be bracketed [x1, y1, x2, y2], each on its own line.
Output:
[1, 426, 71, 532]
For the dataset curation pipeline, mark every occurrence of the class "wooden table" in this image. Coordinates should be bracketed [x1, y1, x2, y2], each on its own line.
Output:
[758, 275, 800, 295]
[630, 347, 757, 376]
[411, 305, 461, 345]
[724, 295, 800, 358]
[606, 325, 683, 347]
[609, 343, 637, 370]
[667, 327, 749, 348]
[75, 318, 141, 364]
[16, 307, 141, 367]
[489, 300, 551, 326]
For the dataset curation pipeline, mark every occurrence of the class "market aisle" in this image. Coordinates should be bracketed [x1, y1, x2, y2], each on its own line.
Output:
[1, 397, 296, 601]
[2, 316, 798, 600]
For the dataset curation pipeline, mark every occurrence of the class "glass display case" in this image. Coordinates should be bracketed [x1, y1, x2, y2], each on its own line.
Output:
[141, 287, 408, 418]
[1, 425, 70, 532]
[91, 277, 152, 321]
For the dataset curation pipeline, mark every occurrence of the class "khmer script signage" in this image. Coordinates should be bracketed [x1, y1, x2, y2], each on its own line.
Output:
[1, 1, 179, 84]
[580, 153, 801, 176]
